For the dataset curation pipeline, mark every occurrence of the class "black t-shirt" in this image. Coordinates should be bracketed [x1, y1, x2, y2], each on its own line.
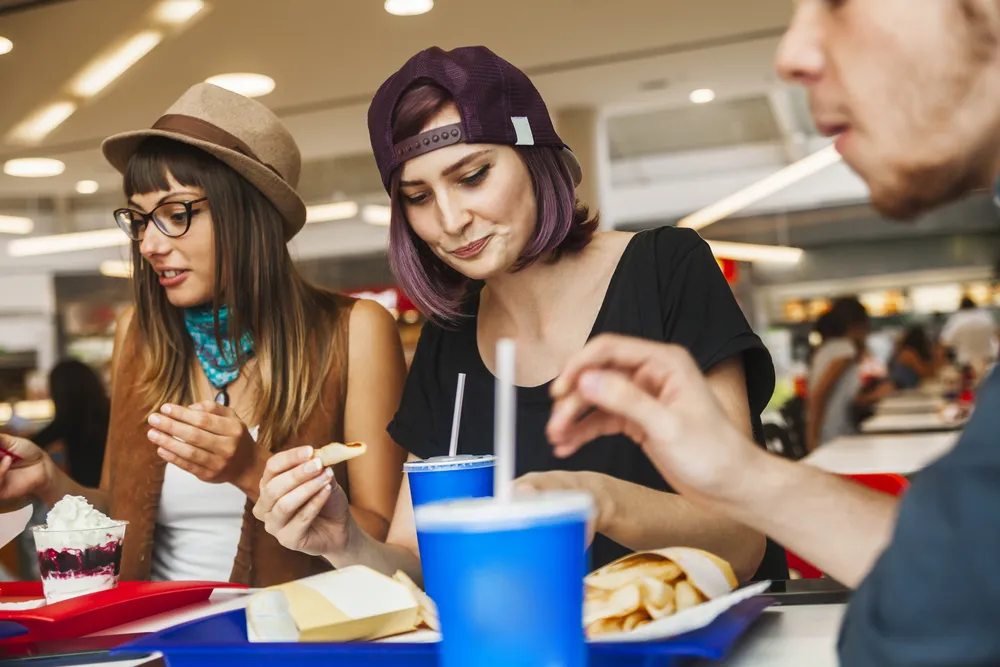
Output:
[838, 367, 1000, 665]
[389, 227, 787, 579]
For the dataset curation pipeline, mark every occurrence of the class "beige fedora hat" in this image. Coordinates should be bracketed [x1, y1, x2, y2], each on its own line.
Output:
[102, 83, 307, 239]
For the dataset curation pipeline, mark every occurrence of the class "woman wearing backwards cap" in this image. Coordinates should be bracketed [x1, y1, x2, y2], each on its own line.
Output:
[0, 84, 408, 586]
[255, 46, 786, 583]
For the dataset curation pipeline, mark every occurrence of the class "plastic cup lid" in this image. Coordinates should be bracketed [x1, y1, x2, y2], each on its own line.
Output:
[414, 491, 594, 532]
[404, 454, 496, 472]
[31, 520, 129, 533]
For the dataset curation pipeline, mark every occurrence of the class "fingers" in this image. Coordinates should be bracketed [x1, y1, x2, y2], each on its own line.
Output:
[147, 414, 206, 447]
[155, 446, 216, 480]
[547, 391, 596, 437]
[271, 484, 333, 551]
[547, 406, 629, 458]
[261, 447, 315, 487]
[255, 455, 328, 516]
[189, 400, 238, 421]
[291, 484, 333, 527]
[259, 467, 334, 529]
[154, 404, 241, 439]
[569, 370, 673, 442]
[152, 432, 213, 469]
[551, 335, 691, 399]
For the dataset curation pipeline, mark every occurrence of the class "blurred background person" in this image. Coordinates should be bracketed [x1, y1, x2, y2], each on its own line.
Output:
[807, 297, 891, 450]
[889, 325, 942, 391]
[31, 359, 109, 488]
[942, 297, 998, 375]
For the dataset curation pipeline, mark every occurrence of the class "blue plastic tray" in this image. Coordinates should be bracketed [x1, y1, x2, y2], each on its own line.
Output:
[116, 596, 774, 666]
[0, 621, 27, 641]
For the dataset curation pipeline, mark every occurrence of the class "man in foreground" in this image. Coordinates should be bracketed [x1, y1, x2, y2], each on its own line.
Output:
[548, 1, 1000, 664]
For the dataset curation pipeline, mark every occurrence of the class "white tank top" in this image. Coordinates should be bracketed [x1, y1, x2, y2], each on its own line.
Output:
[149, 426, 257, 582]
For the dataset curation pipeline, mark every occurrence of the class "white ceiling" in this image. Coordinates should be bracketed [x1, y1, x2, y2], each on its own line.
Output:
[0, 0, 793, 198]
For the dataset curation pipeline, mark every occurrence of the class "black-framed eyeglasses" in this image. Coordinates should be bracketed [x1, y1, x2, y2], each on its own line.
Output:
[113, 198, 208, 242]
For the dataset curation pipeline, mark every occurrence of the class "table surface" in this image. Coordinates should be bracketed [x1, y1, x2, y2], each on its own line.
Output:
[860, 410, 964, 434]
[804, 431, 960, 475]
[875, 394, 945, 415]
[72, 592, 846, 667]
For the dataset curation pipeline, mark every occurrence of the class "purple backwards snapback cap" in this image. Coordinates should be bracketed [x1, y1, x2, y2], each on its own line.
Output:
[367, 45, 583, 193]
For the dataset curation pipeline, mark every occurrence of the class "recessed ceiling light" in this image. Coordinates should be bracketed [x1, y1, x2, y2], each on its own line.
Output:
[7, 229, 128, 257]
[306, 201, 359, 224]
[361, 205, 391, 226]
[3, 158, 66, 178]
[6, 101, 78, 143]
[0, 37, 12, 56]
[155, 0, 205, 25]
[71, 30, 164, 98]
[689, 89, 716, 104]
[0, 215, 33, 235]
[385, 0, 433, 16]
[205, 73, 275, 98]
[75, 180, 100, 195]
[100, 260, 131, 278]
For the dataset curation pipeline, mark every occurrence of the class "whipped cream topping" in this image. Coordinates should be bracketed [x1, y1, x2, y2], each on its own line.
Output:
[34, 495, 124, 550]
[45, 495, 114, 531]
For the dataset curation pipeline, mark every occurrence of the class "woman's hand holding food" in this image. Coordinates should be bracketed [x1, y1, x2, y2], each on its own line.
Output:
[253, 446, 353, 557]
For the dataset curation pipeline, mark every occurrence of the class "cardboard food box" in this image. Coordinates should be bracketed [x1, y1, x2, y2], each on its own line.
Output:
[583, 547, 771, 643]
[246, 566, 426, 643]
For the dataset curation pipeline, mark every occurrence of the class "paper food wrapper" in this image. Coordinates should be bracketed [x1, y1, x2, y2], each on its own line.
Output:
[585, 547, 771, 643]
[246, 566, 423, 643]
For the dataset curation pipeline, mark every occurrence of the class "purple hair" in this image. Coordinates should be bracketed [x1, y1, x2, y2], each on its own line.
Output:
[388, 83, 598, 323]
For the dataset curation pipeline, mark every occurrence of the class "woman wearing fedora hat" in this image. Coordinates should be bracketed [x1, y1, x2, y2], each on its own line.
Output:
[0, 83, 408, 586]
[255, 46, 788, 584]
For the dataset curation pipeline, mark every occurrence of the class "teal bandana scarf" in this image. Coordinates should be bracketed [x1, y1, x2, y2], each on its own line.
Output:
[182, 305, 254, 405]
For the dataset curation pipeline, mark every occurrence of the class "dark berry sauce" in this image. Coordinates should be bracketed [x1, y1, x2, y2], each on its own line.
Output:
[37, 540, 123, 578]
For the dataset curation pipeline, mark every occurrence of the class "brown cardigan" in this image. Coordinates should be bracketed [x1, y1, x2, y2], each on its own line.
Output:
[102, 294, 356, 586]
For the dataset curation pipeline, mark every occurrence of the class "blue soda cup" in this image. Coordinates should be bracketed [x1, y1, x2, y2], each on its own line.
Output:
[404, 455, 495, 508]
[415, 492, 594, 667]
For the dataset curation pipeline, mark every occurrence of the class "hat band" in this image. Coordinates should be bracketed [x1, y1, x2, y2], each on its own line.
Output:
[152, 114, 282, 178]
[393, 123, 465, 163]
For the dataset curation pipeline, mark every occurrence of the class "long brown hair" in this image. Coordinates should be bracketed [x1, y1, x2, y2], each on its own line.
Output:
[124, 137, 342, 451]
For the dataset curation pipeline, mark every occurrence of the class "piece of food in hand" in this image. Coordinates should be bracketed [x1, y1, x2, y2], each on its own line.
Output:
[583, 547, 737, 639]
[392, 570, 440, 631]
[317, 442, 367, 467]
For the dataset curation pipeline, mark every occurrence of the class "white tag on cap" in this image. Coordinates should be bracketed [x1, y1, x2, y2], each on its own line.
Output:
[511, 117, 535, 146]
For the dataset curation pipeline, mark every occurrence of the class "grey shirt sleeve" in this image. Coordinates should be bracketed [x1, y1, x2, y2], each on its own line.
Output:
[838, 370, 1000, 666]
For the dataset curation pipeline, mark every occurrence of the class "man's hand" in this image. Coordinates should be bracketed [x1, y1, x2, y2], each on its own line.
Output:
[547, 335, 758, 502]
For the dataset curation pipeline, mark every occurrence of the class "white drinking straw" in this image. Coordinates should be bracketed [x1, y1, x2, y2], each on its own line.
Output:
[494, 339, 517, 502]
[448, 373, 467, 458]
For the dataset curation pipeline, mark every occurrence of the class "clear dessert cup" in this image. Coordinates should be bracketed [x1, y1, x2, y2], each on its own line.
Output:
[31, 521, 128, 604]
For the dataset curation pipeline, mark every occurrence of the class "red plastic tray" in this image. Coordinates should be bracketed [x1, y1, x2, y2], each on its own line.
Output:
[0, 580, 246, 644]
